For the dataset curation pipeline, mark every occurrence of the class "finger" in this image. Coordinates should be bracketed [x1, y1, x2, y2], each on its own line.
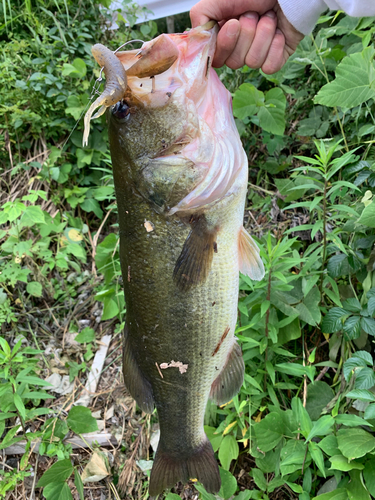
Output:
[212, 20, 240, 68]
[225, 12, 258, 69]
[244, 10, 277, 69]
[261, 29, 286, 74]
[190, 0, 275, 28]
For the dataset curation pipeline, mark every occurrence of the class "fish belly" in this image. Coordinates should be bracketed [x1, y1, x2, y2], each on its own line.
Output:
[114, 173, 245, 493]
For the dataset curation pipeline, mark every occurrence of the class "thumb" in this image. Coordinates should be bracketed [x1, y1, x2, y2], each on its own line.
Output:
[190, 3, 211, 28]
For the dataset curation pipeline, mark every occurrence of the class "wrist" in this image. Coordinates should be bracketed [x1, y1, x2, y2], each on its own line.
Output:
[278, 0, 327, 34]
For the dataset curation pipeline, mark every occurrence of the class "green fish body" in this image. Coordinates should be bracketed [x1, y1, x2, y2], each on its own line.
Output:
[85, 23, 264, 495]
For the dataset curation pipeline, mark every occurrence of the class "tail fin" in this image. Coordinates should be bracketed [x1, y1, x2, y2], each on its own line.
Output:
[149, 438, 220, 496]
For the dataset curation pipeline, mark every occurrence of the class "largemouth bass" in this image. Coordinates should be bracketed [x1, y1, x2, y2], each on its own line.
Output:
[84, 23, 264, 496]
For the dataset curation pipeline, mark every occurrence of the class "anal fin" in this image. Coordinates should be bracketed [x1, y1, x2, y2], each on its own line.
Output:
[238, 226, 265, 281]
[210, 341, 244, 405]
[123, 324, 154, 413]
[173, 215, 218, 291]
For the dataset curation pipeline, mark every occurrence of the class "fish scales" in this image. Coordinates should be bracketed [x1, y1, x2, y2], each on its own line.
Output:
[84, 22, 264, 495]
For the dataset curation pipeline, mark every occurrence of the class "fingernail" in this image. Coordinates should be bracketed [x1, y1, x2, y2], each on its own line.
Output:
[227, 22, 239, 37]
[276, 28, 283, 34]
[243, 12, 258, 20]
[265, 10, 276, 19]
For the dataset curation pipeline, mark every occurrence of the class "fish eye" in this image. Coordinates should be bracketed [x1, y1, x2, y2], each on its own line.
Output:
[112, 100, 131, 121]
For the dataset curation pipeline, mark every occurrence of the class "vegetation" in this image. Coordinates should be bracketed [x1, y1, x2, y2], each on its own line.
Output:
[1, 1, 375, 499]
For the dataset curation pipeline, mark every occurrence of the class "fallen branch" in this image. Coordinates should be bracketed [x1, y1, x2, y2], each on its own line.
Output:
[74, 334, 112, 406]
[4, 432, 117, 455]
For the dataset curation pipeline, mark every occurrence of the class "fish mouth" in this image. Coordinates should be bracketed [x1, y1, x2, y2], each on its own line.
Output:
[83, 22, 218, 145]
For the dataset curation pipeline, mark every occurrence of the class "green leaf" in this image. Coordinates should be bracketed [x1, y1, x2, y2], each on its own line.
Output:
[365, 404, 375, 420]
[337, 428, 375, 459]
[80, 198, 103, 219]
[335, 414, 372, 427]
[254, 412, 285, 452]
[315, 47, 375, 108]
[346, 389, 375, 402]
[205, 426, 223, 453]
[363, 458, 375, 496]
[329, 454, 364, 472]
[276, 362, 315, 382]
[343, 315, 362, 340]
[102, 296, 119, 320]
[251, 468, 267, 491]
[13, 393, 26, 420]
[327, 254, 350, 278]
[165, 495, 182, 500]
[306, 381, 335, 421]
[43, 482, 74, 500]
[37, 459, 74, 487]
[26, 281, 43, 297]
[361, 317, 375, 335]
[322, 307, 348, 333]
[343, 298, 362, 313]
[312, 488, 348, 500]
[344, 358, 368, 381]
[75, 328, 95, 343]
[67, 407, 98, 434]
[292, 397, 313, 438]
[278, 317, 301, 345]
[280, 439, 307, 476]
[218, 434, 239, 470]
[351, 351, 373, 366]
[347, 469, 371, 500]
[218, 468, 237, 499]
[255, 449, 280, 474]
[354, 367, 375, 389]
[358, 200, 375, 228]
[233, 83, 264, 120]
[268, 476, 287, 493]
[306, 416, 335, 442]
[74, 469, 84, 500]
[318, 435, 340, 457]
[16, 375, 52, 386]
[258, 87, 286, 135]
[21, 205, 45, 225]
[62, 58, 87, 78]
[309, 442, 326, 477]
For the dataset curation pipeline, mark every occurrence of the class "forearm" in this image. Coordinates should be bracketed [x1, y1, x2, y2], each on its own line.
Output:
[278, 0, 375, 35]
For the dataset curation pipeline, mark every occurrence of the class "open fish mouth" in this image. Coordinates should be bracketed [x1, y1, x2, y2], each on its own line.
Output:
[83, 22, 218, 147]
[84, 22, 247, 218]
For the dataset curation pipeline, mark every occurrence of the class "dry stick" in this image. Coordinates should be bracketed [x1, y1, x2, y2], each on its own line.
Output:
[43, 300, 60, 329]
[302, 334, 307, 409]
[24, 150, 51, 164]
[74, 334, 112, 406]
[4, 432, 117, 455]
[118, 424, 144, 494]
[62, 295, 92, 349]
[315, 365, 330, 382]
[247, 209, 261, 228]
[29, 453, 39, 500]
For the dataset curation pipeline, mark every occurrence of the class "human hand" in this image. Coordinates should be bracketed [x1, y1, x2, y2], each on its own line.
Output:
[190, 0, 304, 74]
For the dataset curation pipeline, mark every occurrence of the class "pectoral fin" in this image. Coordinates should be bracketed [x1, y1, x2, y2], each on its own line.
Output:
[210, 341, 244, 405]
[122, 324, 154, 413]
[238, 226, 265, 281]
[173, 215, 218, 292]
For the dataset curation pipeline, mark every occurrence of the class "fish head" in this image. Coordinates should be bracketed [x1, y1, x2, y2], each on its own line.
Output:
[106, 23, 219, 173]
[84, 22, 246, 214]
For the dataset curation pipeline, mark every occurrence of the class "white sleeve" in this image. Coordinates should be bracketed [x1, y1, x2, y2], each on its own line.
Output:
[278, 0, 375, 35]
